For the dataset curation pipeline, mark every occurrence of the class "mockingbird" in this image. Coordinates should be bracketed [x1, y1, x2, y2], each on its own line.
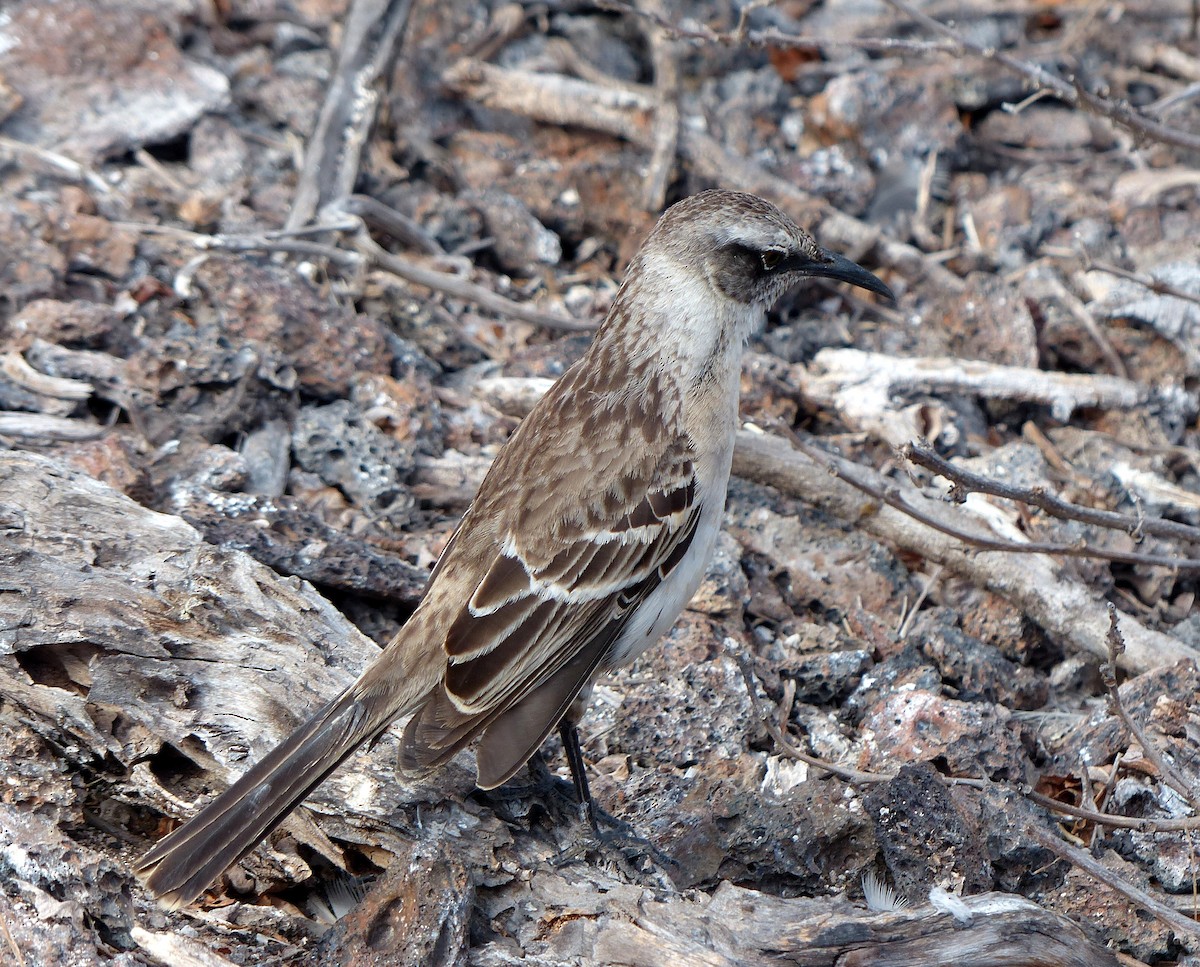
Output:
[138, 188, 894, 907]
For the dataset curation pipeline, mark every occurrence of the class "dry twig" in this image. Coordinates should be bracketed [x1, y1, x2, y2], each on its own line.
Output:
[733, 428, 1194, 672]
[902, 442, 1200, 547]
[727, 642, 894, 785]
[598, 0, 957, 55]
[778, 426, 1200, 571]
[801, 349, 1190, 445]
[286, 0, 418, 229]
[639, 0, 680, 213]
[883, 0, 1200, 152]
[354, 233, 595, 332]
[1027, 786, 1200, 833]
[1102, 607, 1200, 810]
[0, 414, 106, 441]
[0, 135, 111, 195]
[114, 219, 590, 332]
[1071, 252, 1200, 310]
[1025, 821, 1200, 942]
[1041, 274, 1128, 379]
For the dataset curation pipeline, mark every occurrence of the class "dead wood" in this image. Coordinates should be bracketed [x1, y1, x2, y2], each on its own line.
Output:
[732, 430, 1195, 674]
[286, 0, 418, 230]
[442, 58, 658, 148]
[800, 348, 1195, 445]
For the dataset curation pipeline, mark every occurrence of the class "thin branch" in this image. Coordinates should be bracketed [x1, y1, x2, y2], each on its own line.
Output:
[735, 427, 1193, 671]
[727, 642, 894, 785]
[443, 58, 657, 148]
[0, 909, 26, 967]
[1066, 251, 1200, 310]
[777, 427, 1200, 571]
[1025, 821, 1200, 941]
[897, 564, 942, 639]
[882, 0, 1200, 152]
[1042, 274, 1128, 380]
[597, 0, 957, 54]
[1103, 607, 1200, 810]
[1027, 788, 1200, 833]
[902, 442, 1200, 547]
[0, 135, 111, 195]
[354, 233, 596, 332]
[114, 220, 590, 332]
[339, 194, 445, 255]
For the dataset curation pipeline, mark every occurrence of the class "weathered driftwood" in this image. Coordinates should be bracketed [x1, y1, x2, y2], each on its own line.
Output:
[798, 347, 1197, 446]
[0, 447, 429, 874]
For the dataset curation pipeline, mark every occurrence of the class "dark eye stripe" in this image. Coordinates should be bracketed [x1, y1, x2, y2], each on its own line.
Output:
[724, 242, 787, 275]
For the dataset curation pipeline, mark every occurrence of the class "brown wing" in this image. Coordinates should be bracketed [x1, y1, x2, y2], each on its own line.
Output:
[400, 435, 699, 787]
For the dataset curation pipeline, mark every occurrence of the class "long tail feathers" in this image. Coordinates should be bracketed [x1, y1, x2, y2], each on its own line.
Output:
[137, 685, 396, 909]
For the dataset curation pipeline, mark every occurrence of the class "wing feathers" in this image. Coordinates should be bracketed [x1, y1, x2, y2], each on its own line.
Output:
[474, 639, 610, 789]
[465, 553, 532, 620]
[401, 439, 701, 781]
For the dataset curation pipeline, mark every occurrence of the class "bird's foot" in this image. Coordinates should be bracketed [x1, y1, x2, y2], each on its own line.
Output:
[551, 795, 678, 882]
[475, 751, 579, 824]
[482, 755, 676, 883]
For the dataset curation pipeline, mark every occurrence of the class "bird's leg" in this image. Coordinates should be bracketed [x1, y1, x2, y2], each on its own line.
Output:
[558, 719, 596, 827]
[478, 722, 676, 877]
[481, 727, 596, 826]
[553, 720, 678, 875]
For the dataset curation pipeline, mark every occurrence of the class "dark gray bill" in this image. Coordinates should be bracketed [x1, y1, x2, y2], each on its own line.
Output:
[791, 249, 895, 302]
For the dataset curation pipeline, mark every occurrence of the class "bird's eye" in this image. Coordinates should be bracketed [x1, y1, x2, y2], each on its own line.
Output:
[761, 250, 784, 271]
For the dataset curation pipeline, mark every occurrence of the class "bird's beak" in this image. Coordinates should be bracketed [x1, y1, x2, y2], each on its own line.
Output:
[789, 249, 895, 303]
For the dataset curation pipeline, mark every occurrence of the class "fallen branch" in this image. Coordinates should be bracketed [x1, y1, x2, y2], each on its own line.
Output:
[727, 641, 894, 785]
[902, 441, 1200, 547]
[355, 232, 596, 332]
[777, 426, 1200, 570]
[442, 58, 657, 147]
[1025, 821, 1200, 942]
[1070, 251, 1200, 310]
[800, 348, 1195, 445]
[639, 0, 680, 213]
[1103, 608, 1200, 810]
[598, 0, 958, 55]
[1027, 788, 1200, 833]
[115, 219, 590, 332]
[285, 0, 419, 229]
[733, 429, 1195, 673]
[0, 413, 106, 441]
[883, 0, 1200, 152]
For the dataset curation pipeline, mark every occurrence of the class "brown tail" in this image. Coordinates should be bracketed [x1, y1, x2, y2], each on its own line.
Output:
[137, 683, 403, 909]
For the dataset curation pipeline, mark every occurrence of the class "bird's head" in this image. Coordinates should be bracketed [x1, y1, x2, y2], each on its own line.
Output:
[649, 189, 895, 309]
